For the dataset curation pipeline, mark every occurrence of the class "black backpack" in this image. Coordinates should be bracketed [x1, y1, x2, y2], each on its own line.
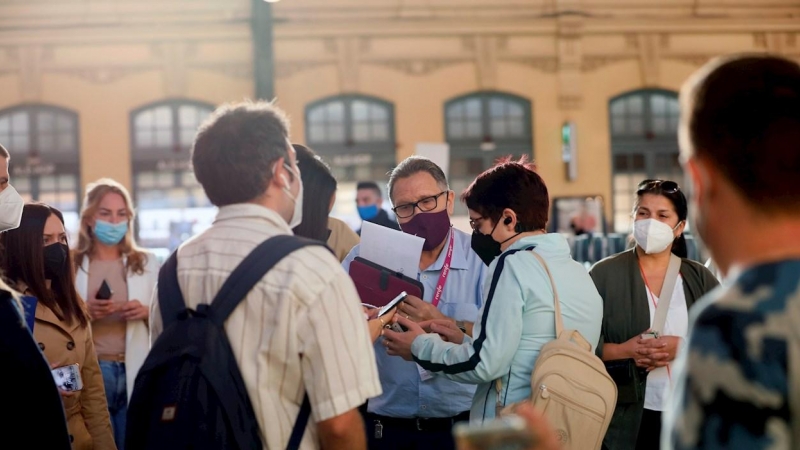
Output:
[126, 235, 325, 450]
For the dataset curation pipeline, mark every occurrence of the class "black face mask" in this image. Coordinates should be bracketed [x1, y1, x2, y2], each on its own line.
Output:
[43, 242, 68, 280]
[470, 217, 525, 266]
[471, 231, 501, 266]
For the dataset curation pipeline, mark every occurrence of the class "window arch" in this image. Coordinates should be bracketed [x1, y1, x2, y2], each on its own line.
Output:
[305, 94, 396, 182]
[0, 104, 81, 233]
[609, 89, 682, 233]
[444, 91, 533, 214]
[130, 100, 215, 251]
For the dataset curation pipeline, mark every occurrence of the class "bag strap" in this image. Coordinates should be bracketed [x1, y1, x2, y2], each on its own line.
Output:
[287, 394, 311, 450]
[157, 251, 186, 329]
[651, 254, 681, 335]
[529, 250, 564, 336]
[209, 234, 324, 325]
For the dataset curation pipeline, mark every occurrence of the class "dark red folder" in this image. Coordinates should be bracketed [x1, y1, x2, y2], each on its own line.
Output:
[348, 257, 424, 307]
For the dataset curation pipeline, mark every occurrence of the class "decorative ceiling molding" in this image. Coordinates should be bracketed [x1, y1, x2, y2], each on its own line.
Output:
[274, 60, 333, 79]
[663, 54, 714, 67]
[501, 56, 558, 73]
[363, 58, 469, 77]
[582, 55, 634, 72]
[48, 66, 154, 84]
[192, 62, 253, 80]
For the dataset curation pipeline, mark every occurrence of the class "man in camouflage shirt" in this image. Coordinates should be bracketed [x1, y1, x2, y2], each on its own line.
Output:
[663, 54, 800, 449]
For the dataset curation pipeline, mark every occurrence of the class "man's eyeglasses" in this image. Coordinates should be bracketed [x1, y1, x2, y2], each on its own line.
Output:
[637, 179, 680, 195]
[392, 191, 448, 219]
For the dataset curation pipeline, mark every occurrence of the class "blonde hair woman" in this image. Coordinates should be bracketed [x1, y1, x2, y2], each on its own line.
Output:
[73, 178, 159, 450]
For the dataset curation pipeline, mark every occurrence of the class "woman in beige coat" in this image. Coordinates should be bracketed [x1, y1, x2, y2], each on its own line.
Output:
[1, 203, 115, 450]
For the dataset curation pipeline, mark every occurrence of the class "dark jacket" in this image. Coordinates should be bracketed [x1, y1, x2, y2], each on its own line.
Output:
[357, 208, 400, 235]
[0, 289, 71, 449]
[589, 248, 719, 450]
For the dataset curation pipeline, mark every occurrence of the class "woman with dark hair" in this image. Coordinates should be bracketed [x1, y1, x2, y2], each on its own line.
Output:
[384, 157, 603, 420]
[1, 203, 115, 450]
[589, 179, 718, 450]
[291, 143, 360, 261]
[291, 144, 338, 242]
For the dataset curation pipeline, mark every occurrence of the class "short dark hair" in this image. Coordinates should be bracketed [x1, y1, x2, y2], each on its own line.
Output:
[461, 156, 548, 231]
[1, 203, 89, 328]
[192, 100, 291, 207]
[292, 144, 337, 242]
[387, 156, 448, 201]
[683, 54, 800, 213]
[0, 143, 9, 159]
[356, 181, 382, 198]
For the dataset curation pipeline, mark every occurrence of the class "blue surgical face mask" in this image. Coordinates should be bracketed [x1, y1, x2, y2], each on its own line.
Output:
[94, 220, 128, 246]
[358, 204, 380, 221]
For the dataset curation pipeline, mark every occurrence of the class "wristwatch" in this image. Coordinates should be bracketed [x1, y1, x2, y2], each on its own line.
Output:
[455, 320, 467, 333]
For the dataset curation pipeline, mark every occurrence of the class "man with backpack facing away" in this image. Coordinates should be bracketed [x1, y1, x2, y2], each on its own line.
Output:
[140, 101, 381, 449]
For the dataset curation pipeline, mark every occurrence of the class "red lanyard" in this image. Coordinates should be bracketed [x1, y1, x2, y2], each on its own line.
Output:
[431, 228, 455, 307]
[638, 262, 659, 311]
[638, 261, 672, 380]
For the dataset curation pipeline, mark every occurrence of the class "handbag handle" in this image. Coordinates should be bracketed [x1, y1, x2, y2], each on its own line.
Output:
[529, 250, 565, 337]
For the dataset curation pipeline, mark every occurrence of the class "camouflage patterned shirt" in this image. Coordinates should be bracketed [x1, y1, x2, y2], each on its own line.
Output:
[663, 260, 800, 449]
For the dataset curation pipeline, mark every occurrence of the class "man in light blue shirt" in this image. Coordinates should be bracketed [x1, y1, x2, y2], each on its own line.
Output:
[342, 156, 486, 450]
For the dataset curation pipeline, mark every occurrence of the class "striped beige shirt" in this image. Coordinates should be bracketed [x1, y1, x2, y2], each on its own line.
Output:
[150, 204, 381, 449]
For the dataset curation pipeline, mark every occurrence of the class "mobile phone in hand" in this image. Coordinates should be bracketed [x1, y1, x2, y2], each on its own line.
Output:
[52, 363, 84, 392]
[453, 415, 535, 450]
[378, 291, 407, 318]
[96, 280, 113, 300]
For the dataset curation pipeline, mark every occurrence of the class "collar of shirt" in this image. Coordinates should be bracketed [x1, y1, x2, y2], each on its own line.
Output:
[214, 203, 292, 233]
[422, 227, 470, 272]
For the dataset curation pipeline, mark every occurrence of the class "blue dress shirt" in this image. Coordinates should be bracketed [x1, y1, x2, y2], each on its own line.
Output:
[342, 227, 487, 418]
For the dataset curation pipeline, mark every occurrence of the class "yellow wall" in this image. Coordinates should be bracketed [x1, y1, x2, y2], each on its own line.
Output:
[0, 0, 799, 228]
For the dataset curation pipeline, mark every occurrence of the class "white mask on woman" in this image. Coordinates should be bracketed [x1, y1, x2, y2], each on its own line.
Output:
[0, 185, 24, 232]
[633, 218, 679, 254]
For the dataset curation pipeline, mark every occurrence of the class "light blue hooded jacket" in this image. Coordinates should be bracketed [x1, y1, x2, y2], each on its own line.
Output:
[412, 233, 604, 422]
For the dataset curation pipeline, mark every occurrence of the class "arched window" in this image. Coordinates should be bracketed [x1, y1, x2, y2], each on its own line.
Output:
[445, 92, 533, 214]
[0, 104, 81, 233]
[609, 89, 682, 233]
[305, 95, 396, 182]
[130, 100, 215, 251]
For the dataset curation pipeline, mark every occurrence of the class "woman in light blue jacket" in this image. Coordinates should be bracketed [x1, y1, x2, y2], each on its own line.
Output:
[383, 157, 604, 422]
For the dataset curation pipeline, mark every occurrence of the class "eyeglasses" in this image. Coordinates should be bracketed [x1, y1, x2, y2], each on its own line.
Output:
[468, 217, 485, 232]
[392, 191, 448, 219]
[636, 179, 680, 195]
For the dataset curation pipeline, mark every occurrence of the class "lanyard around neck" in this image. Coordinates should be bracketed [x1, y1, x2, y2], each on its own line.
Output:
[431, 229, 455, 307]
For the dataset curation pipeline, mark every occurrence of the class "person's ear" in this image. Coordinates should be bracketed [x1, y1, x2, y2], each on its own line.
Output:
[502, 208, 518, 231]
[270, 157, 288, 189]
[446, 190, 455, 215]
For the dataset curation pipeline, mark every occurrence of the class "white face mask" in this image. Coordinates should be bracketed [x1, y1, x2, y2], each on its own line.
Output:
[633, 218, 679, 254]
[0, 184, 24, 232]
[280, 163, 303, 229]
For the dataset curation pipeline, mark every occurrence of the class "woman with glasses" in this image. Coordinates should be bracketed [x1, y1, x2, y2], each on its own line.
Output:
[590, 180, 718, 450]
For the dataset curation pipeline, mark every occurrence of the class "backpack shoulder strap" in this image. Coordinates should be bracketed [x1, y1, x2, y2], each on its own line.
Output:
[209, 234, 326, 325]
[208, 234, 325, 450]
[157, 250, 188, 329]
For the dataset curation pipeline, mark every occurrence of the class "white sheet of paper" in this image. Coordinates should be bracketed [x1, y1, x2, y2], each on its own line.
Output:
[360, 221, 424, 277]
